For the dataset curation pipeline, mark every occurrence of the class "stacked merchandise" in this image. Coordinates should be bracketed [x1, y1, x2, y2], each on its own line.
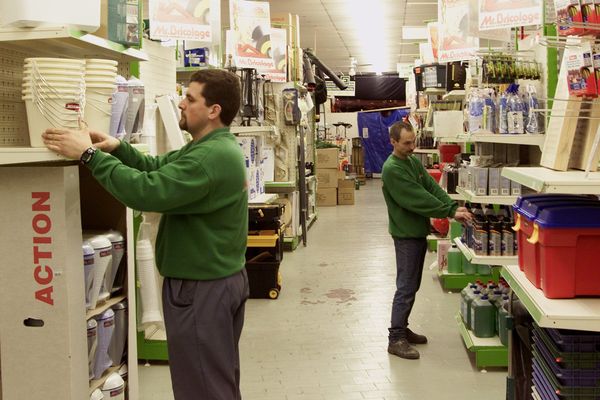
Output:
[457, 151, 522, 197]
[512, 194, 600, 298]
[531, 323, 600, 400]
[316, 147, 340, 206]
[351, 137, 366, 184]
[245, 204, 284, 299]
[237, 136, 266, 201]
[438, 221, 493, 276]
[458, 279, 511, 343]
[461, 204, 517, 257]
[466, 84, 544, 136]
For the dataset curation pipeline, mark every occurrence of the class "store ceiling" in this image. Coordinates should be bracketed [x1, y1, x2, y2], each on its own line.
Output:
[221, 0, 437, 75]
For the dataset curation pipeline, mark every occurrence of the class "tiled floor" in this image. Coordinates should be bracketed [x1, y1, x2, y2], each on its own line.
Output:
[139, 180, 506, 399]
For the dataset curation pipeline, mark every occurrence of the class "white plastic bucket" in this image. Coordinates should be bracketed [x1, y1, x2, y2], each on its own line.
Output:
[84, 90, 112, 133]
[24, 100, 81, 147]
[24, 62, 85, 71]
[85, 70, 118, 77]
[85, 75, 118, 84]
[86, 58, 119, 66]
[25, 57, 86, 65]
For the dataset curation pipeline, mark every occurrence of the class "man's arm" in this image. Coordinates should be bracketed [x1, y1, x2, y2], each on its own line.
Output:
[384, 165, 458, 218]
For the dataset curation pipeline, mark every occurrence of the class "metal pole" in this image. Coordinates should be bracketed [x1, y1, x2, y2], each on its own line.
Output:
[297, 124, 308, 246]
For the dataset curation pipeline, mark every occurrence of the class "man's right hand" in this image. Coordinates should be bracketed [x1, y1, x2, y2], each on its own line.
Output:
[454, 209, 474, 224]
[89, 130, 121, 153]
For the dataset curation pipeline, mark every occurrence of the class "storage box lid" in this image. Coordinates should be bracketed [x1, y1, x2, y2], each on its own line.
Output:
[513, 194, 597, 213]
[518, 198, 600, 221]
[536, 205, 600, 228]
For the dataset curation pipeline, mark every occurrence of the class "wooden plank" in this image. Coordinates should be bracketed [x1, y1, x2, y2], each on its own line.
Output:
[569, 100, 600, 171]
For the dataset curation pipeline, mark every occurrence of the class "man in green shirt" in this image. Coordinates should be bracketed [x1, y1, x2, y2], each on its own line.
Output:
[43, 69, 249, 399]
[382, 121, 472, 360]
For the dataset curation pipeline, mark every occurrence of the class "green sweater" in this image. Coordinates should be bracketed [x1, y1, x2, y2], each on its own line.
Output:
[381, 154, 458, 239]
[87, 128, 248, 280]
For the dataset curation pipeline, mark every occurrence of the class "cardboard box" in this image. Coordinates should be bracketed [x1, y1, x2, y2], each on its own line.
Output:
[274, 192, 299, 237]
[473, 167, 489, 196]
[511, 181, 522, 196]
[317, 188, 337, 206]
[338, 170, 346, 180]
[338, 178, 355, 189]
[488, 167, 501, 196]
[95, 0, 141, 46]
[337, 188, 355, 205]
[500, 175, 512, 196]
[565, 42, 597, 97]
[316, 168, 339, 188]
[555, 0, 584, 36]
[0, 166, 88, 399]
[316, 148, 339, 169]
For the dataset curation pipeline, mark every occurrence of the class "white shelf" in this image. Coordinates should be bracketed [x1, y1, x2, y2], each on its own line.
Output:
[448, 193, 465, 201]
[249, 193, 278, 204]
[415, 108, 429, 113]
[231, 125, 278, 135]
[457, 132, 545, 148]
[455, 187, 517, 205]
[424, 88, 446, 95]
[86, 294, 127, 321]
[0, 147, 71, 165]
[454, 237, 518, 265]
[413, 148, 439, 154]
[438, 135, 468, 143]
[0, 26, 148, 61]
[89, 365, 121, 394]
[501, 167, 600, 194]
[443, 89, 466, 100]
[501, 265, 600, 331]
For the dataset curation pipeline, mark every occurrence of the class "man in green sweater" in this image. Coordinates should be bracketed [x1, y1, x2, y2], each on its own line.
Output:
[43, 69, 249, 399]
[382, 121, 472, 360]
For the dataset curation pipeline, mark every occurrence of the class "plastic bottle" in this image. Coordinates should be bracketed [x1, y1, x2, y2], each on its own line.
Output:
[507, 84, 525, 134]
[471, 294, 497, 338]
[468, 90, 485, 133]
[463, 255, 477, 274]
[447, 245, 463, 273]
[465, 289, 481, 329]
[497, 295, 510, 345]
[525, 85, 544, 134]
[460, 284, 478, 323]
[498, 91, 509, 134]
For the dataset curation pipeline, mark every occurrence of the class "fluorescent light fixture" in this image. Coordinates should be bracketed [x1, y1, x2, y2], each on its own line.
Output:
[406, 2, 437, 5]
[402, 26, 429, 40]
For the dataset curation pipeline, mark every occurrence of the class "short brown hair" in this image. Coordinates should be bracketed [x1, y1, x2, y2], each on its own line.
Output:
[189, 69, 240, 126]
[389, 121, 414, 141]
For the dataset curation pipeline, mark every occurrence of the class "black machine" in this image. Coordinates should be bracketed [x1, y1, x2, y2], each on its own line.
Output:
[413, 62, 467, 92]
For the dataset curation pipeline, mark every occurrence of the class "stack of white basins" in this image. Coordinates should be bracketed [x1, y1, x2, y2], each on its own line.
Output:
[22, 57, 85, 147]
[84, 59, 118, 133]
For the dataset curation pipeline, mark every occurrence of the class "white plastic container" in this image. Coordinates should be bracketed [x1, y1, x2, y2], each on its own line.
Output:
[86, 59, 119, 67]
[87, 319, 98, 381]
[83, 234, 113, 308]
[90, 389, 105, 400]
[108, 301, 127, 366]
[101, 372, 125, 400]
[83, 242, 95, 308]
[93, 309, 115, 379]
[0, 0, 101, 32]
[23, 98, 82, 147]
[104, 230, 125, 293]
[25, 57, 86, 65]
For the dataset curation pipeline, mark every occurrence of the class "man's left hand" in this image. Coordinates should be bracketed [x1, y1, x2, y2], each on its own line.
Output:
[42, 128, 93, 160]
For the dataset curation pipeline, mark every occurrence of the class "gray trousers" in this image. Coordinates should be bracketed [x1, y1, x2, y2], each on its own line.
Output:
[389, 238, 428, 343]
[162, 269, 249, 400]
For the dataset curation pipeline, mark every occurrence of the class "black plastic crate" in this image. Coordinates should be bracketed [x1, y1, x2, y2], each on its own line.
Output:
[534, 342, 600, 387]
[534, 327, 600, 370]
[533, 353, 600, 399]
[245, 258, 281, 300]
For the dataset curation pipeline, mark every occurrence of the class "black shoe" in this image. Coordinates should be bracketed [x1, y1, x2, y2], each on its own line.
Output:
[387, 339, 420, 359]
[407, 328, 428, 344]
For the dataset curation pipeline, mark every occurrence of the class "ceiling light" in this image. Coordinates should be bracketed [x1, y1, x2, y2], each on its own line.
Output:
[406, 2, 437, 5]
[402, 26, 429, 40]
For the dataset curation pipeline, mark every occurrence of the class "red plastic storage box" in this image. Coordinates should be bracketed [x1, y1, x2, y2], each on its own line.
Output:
[438, 144, 461, 163]
[531, 205, 600, 298]
[513, 196, 600, 288]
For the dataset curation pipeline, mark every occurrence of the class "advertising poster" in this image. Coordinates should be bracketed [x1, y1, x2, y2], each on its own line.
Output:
[229, 0, 275, 70]
[149, 0, 212, 41]
[438, 0, 479, 63]
[479, 0, 543, 30]
[427, 22, 440, 62]
[262, 28, 287, 82]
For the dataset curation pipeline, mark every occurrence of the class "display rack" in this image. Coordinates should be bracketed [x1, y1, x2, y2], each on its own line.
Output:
[456, 314, 508, 368]
[0, 148, 70, 165]
[455, 187, 517, 206]
[413, 148, 439, 154]
[501, 265, 600, 332]
[437, 267, 502, 291]
[454, 237, 518, 265]
[0, 26, 148, 61]
[441, 133, 546, 149]
[502, 167, 600, 194]
[448, 193, 465, 201]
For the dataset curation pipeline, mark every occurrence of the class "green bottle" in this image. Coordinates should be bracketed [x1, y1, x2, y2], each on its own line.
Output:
[447, 245, 463, 273]
[471, 295, 497, 338]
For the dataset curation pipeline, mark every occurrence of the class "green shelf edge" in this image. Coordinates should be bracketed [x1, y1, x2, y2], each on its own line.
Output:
[456, 314, 508, 368]
[437, 267, 502, 290]
[136, 331, 169, 361]
[500, 267, 544, 324]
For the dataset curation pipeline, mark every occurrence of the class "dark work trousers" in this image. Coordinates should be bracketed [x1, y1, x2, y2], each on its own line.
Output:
[388, 237, 428, 344]
[162, 269, 249, 400]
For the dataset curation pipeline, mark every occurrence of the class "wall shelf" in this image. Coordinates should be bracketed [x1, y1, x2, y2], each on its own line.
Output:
[86, 294, 127, 321]
[455, 187, 517, 206]
[501, 265, 600, 331]
[0, 26, 148, 61]
[455, 132, 545, 148]
[454, 237, 518, 265]
[413, 148, 439, 154]
[501, 167, 600, 194]
[0, 147, 71, 165]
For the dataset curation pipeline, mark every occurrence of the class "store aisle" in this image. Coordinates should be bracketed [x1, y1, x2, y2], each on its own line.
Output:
[139, 180, 506, 400]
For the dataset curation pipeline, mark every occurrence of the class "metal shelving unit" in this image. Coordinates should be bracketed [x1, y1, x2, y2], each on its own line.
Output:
[455, 187, 517, 206]
[456, 314, 508, 368]
[441, 132, 546, 149]
[454, 237, 518, 265]
[502, 167, 600, 194]
[501, 265, 600, 332]
[437, 267, 502, 291]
